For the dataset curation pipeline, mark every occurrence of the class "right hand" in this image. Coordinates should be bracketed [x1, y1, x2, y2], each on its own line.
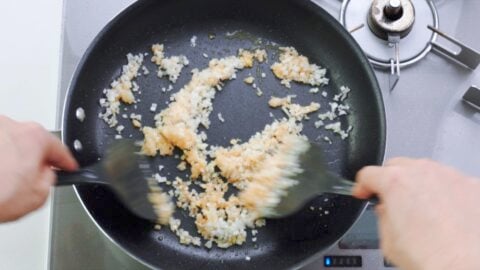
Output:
[0, 116, 78, 222]
[353, 158, 480, 270]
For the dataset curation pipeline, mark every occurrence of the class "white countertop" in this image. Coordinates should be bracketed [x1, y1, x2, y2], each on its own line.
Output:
[0, 1, 63, 269]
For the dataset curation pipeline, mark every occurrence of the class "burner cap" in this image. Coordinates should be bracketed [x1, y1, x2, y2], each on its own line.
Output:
[368, 0, 415, 39]
[384, 0, 403, 21]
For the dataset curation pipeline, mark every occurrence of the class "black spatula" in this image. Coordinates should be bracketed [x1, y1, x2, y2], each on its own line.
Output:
[55, 140, 171, 223]
[268, 142, 377, 218]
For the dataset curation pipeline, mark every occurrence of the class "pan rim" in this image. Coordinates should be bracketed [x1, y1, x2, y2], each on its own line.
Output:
[61, 0, 387, 268]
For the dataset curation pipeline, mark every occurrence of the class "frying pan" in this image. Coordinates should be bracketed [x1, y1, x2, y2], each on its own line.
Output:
[61, 0, 386, 269]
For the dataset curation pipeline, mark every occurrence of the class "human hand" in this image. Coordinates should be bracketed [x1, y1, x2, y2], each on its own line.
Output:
[0, 116, 78, 222]
[353, 158, 480, 270]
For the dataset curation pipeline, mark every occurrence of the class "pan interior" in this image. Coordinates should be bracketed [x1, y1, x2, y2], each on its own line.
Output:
[64, 0, 385, 269]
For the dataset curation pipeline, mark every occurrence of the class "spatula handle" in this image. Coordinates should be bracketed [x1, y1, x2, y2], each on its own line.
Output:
[336, 179, 379, 205]
[55, 169, 107, 186]
[50, 130, 108, 186]
[367, 196, 380, 205]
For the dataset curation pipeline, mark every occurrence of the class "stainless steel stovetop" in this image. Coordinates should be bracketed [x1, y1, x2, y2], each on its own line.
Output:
[49, 0, 480, 269]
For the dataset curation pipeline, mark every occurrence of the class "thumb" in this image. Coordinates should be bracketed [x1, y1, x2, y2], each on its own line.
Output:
[353, 166, 388, 200]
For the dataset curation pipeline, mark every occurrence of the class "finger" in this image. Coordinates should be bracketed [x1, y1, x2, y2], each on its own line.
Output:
[385, 157, 416, 167]
[38, 166, 56, 188]
[31, 168, 55, 208]
[43, 133, 78, 171]
[18, 122, 77, 171]
[0, 115, 16, 128]
[353, 166, 389, 199]
[375, 204, 394, 259]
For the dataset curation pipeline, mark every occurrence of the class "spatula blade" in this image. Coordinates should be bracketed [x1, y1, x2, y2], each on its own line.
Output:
[102, 140, 158, 221]
[269, 143, 352, 218]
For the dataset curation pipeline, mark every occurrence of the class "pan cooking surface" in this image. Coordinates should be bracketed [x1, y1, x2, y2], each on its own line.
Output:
[63, 0, 385, 269]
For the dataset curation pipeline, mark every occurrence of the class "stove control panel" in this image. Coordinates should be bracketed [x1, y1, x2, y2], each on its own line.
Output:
[302, 209, 397, 269]
[324, 256, 362, 267]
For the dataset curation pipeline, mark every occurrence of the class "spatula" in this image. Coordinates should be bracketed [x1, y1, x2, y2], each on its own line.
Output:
[55, 140, 163, 222]
[268, 142, 377, 218]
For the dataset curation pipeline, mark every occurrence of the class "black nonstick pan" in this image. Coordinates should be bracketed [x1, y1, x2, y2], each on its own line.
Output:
[61, 0, 386, 269]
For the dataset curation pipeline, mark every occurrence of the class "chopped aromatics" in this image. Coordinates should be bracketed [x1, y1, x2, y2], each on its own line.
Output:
[218, 113, 225, 123]
[142, 66, 150, 75]
[161, 85, 173, 93]
[205, 240, 213, 249]
[268, 95, 320, 121]
[238, 49, 267, 68]
[99, 53, 144, 127]
[177, 161, 187, 171]
[130, 113, 142, 121]
[255, 219, 266, 227]
[132, 119, 142, 128]
[150, 103, 158, 112]
[168, 217, 202, 246]
[172, 174, 252, 248]
[314, 120, 324, 128]
[148, 180, 174, 225]
[163, 119, 306, 248]
[255, 87, 263, 97]
[116, 125, 125, 134]
[154, 173, 167, 183]
[318, 102, 339, 121]
[271, 47, 329, 88]
[142, 49, 264, 179]
[333, 86, 351, 102]
[190, 35, 197, 47]
[244, 76, 255, 84]
[152, 44, 189, 83]
[268, 95, 295, 108]
[226, 30, 240, 37]
[309, 87, 320, 94]
[99, 42, 355, 250]
[325, 122, 353, 140]
[215, 119, 307, 217]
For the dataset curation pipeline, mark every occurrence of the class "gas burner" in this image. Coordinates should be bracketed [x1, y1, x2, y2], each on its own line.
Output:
[340, 0, 480, 90]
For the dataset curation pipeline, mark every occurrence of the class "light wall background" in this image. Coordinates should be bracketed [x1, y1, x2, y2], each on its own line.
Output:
[0, 1, 63, 269]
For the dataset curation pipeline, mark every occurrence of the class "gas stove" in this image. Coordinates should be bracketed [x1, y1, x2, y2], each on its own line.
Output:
[49, 0, 480, 269]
